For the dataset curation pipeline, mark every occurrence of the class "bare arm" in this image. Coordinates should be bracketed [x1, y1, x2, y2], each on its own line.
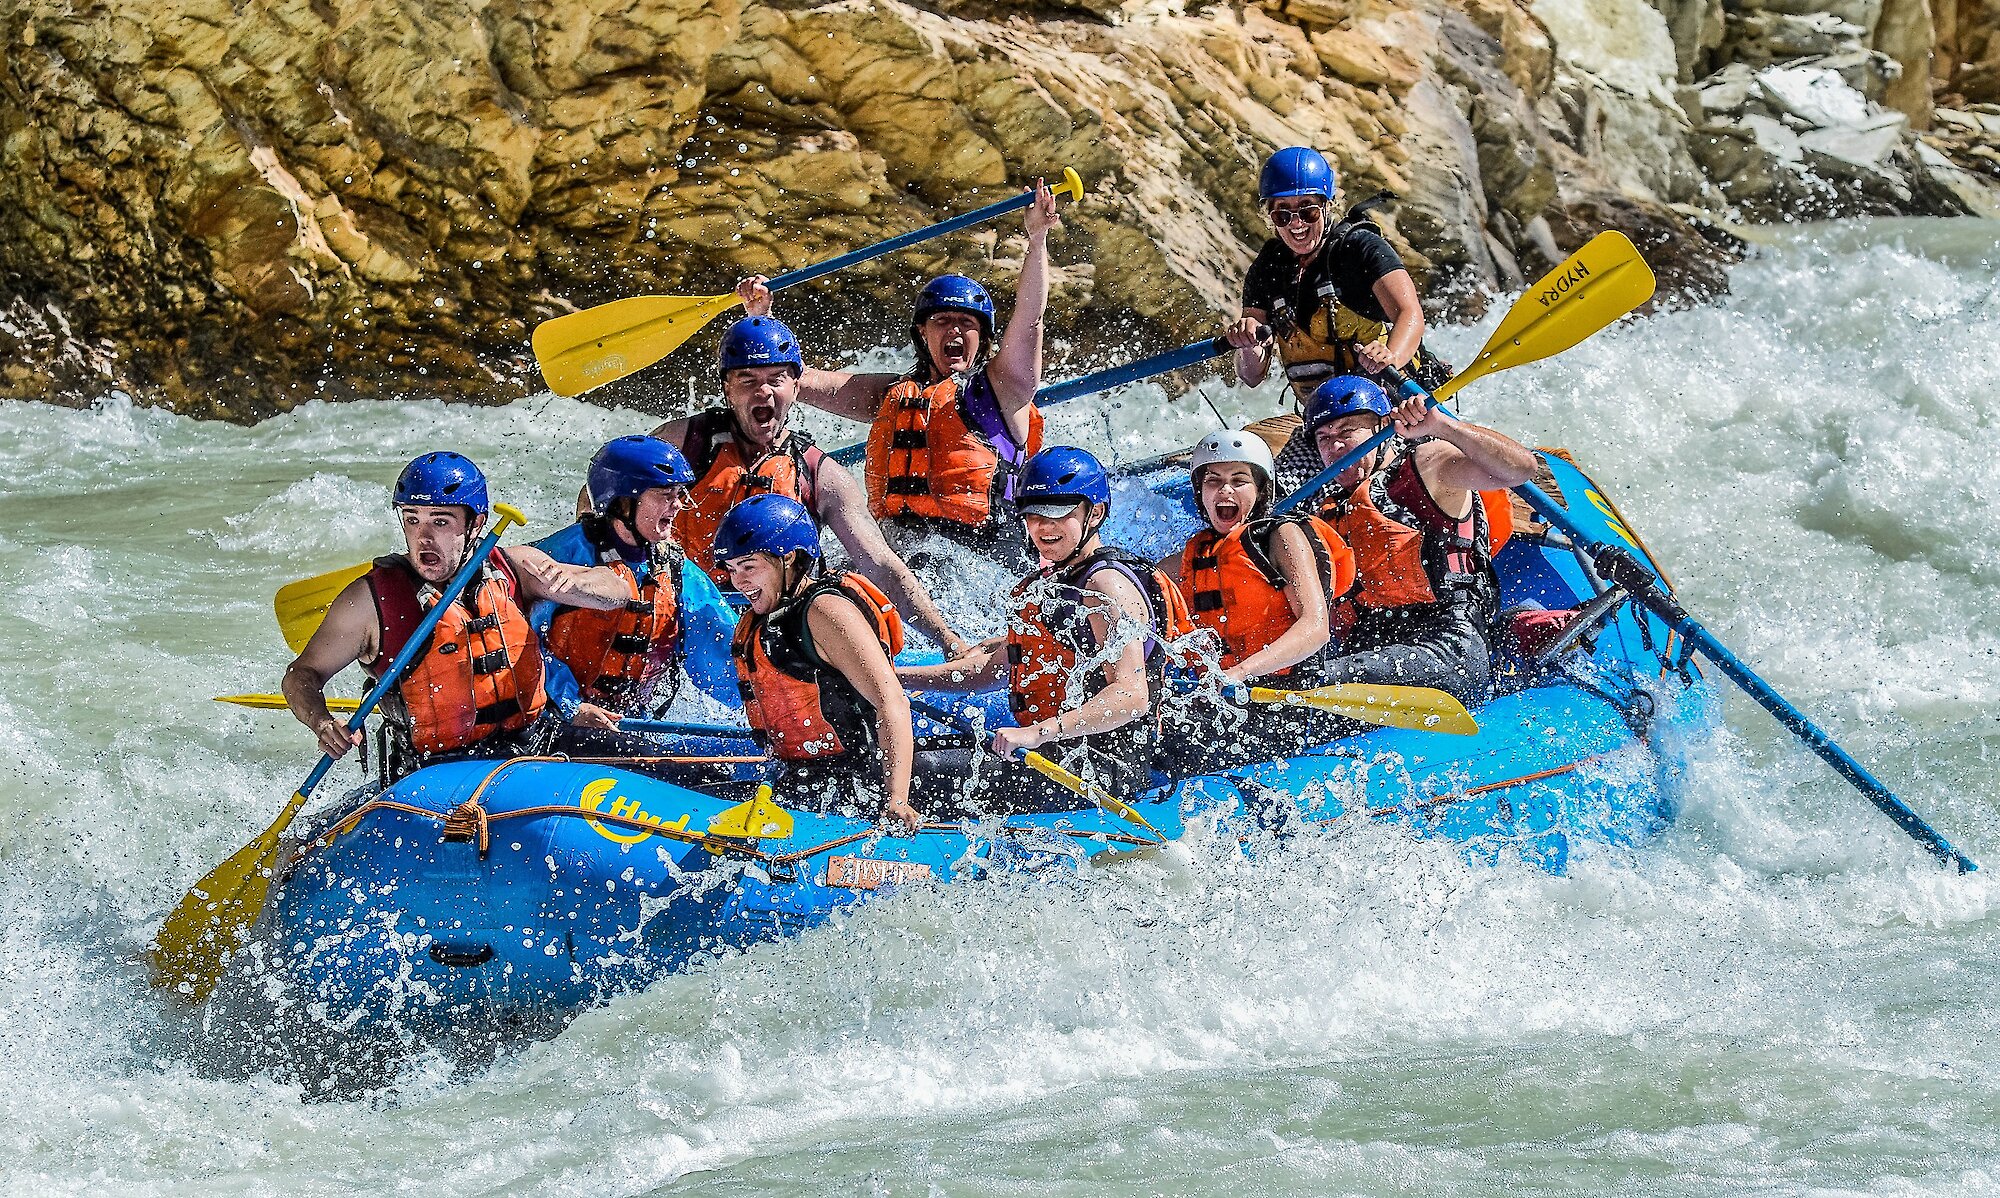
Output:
[731, 276, 895, 422]
[1232, 306, 1273, 387]
[897, 635, 1007, 691]
[984, 180, 1058, 439]
[811, 458, 969, 656]
[282, 579, 376, 759]
[1227, 522, 1330, 683]
[808, 595, 919, 831]
[1358, 270, 1426, 374]
[1393, 400, 1537, 516]
[504, 545, 632, 610]
[997, 571, 1151, 759]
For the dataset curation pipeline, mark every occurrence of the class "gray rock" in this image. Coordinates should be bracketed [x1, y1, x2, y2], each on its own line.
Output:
[1799, 116, 1907, 168]
[1756, 64, 1872, 128]
[1911, 141, 2000, 216]
[1731, 11, 1869, 62]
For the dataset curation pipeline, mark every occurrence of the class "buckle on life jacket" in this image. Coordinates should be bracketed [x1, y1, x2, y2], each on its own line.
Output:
[1191, 554, 1218, 570]
[1191, 591, 1225, 613]
[610, 632, 651, 654]
[463, 613, 501, 634]
[470, 648, 511, 675]
[898, 395, 931, 411]
[890, 429, 928, 450]
[885, 477, 930, 496]
[624, 599, 655, 615]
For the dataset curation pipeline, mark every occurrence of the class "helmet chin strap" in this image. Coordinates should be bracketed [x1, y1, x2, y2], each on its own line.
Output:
[1049, 501, 1101, 574]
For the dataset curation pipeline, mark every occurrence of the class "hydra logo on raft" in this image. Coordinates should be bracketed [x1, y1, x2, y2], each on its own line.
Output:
[578, 776, 691, 846]
[1537, 260, 1592, 309]
[825, 855, 934, 890]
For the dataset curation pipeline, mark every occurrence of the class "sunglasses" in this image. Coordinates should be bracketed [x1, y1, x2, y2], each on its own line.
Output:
[1267, 203, 1325, 228]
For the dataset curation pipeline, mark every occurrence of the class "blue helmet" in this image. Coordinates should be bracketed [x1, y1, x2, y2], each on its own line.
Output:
[1017, 446, 1110, 511]
[718, 316, 803, 376]
[587, 435, 695, 512]
[1304, 375, 1392, 432]
[393, 451, 489, 516]
[913, 274, 996, 345]
[712, 494, 820, 565]
[1258, 146, 1335, 201]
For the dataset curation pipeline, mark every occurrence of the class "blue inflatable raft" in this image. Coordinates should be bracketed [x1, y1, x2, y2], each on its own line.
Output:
[246, 449, 1714, 1058]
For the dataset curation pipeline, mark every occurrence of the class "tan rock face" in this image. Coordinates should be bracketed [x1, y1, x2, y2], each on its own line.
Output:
[0, 0, 1750, 420]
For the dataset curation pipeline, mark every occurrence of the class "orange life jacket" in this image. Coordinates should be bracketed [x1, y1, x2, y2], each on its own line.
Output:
[1321, 449, 1501, 623]
[674, 409, 824, 583]
[1179, 513, 1355, 677]
[545, 530, 681, 712]
[732, 572, 905, 763]
[1006, 546, 1195, 725]
[865, 371, 1045, 529]
[365, 552, 546, 755]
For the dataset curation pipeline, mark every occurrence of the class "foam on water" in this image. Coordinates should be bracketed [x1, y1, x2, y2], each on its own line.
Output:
[1, 220, 1997, 1194]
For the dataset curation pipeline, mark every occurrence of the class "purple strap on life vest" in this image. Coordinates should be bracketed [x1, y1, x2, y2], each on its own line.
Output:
[959, 369, 1030, 502]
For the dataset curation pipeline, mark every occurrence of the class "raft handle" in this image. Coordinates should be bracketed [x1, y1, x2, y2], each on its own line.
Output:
[429, 942, 495, 968]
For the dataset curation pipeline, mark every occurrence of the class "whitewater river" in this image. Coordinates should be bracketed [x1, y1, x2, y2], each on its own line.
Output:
[2, 219, 1997, 1195]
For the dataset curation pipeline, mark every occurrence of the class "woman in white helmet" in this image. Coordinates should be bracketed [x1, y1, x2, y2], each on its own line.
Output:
[1167, 428, 1355, 769]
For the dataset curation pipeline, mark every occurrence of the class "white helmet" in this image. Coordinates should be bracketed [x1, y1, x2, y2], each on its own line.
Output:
[1190, 429, 1275, 485]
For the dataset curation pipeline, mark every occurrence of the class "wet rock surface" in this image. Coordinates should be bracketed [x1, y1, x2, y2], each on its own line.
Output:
[0, 0, 1993, 420]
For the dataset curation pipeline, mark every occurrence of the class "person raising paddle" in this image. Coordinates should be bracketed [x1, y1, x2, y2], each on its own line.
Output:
[283, 452, 636, 782]
[731, 178, 1060, 569]
[648, 315, 970, 658]
[530, 436, 740, 752]
[1303, 377, 1533, 705]
[1225, 147, 1455, 493]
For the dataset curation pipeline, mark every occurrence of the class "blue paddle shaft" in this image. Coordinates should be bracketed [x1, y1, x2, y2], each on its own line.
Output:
[1321, 365, 1973, 872]
[1514, 480, 1975, 873]
[617, 718, 756, 738]
[297, 521, 515, 800]
[767, 189, 1042, 293]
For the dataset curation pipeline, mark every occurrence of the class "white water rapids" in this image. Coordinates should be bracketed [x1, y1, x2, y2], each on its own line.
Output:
[0, 218, 1996, 1195]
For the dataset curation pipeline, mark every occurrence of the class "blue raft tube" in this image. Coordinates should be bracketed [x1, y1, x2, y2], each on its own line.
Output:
[232, 448, 1715, 1069]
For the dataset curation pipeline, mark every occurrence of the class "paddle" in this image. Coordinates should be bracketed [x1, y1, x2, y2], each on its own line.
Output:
[908, 698, 1165, 842]
[1273, 231, 1656, 517]
[1232, 682, 1480, 736]
[152, 504, 530, 1002]
[827, 330, 1264, 469]
[216, 693, 359, 713]
[617, 717, 758, 739]
[1511, 478, 1977, 873]
[273, 562, 371, 655]
[532, 168, 1087, 397]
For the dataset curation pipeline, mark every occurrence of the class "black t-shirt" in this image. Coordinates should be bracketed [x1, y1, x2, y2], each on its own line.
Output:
[1241, 224, 1407, 327]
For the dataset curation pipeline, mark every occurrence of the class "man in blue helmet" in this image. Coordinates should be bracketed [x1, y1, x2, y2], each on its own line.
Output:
[731, 179, 1060, 567]
[530, 436, 740, 748]
[1225, 146, 1455, 493]
[647, 315, 970, 659]
[901, 446, 1196, 808]
[1300, 376, 1537, 706]
[283, 452, 637, 781]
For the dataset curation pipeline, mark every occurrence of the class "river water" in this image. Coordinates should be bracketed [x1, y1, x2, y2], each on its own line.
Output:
[1, 219, 1996, 1195]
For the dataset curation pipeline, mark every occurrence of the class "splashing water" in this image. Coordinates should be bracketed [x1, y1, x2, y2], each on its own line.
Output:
[1, 220, 1997, 1194]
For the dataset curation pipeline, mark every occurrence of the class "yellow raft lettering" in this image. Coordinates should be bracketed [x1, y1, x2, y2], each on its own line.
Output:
[579, 777, 690, 846]
[1583, 489, 1637, 547]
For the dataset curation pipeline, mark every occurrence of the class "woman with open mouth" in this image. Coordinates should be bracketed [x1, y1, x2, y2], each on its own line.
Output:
[1163, 429, 1355, 774]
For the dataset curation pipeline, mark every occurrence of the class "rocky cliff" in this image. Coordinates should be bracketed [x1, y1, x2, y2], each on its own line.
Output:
[1, 0, 1995, 419]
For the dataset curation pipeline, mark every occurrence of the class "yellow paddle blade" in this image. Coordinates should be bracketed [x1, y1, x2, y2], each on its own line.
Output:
[532, 291, 742, 397]
[707, 783, 794, 840]
[1021, 751, 1164, 841]
[1434, 231, 1657, 402]
[149, 789, 309, 1004]
[215, 694, 360, 713]
[273, 562, 370, 655]
[1246, 684, 1481, 736]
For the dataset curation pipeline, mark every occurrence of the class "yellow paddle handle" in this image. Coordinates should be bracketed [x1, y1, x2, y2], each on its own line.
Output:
[491, 502, 526, 534]
[1055, 167, 1085, 204]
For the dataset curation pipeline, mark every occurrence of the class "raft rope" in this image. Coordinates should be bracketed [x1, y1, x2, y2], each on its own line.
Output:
[287, 755, 1159, 873]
